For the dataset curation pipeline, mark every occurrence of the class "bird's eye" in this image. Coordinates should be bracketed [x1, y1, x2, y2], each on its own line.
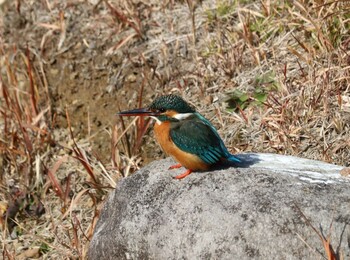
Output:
[158, 108, 166, 113]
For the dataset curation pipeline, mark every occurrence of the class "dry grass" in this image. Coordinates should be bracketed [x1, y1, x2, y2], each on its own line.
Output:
[0, 0, 349, 259]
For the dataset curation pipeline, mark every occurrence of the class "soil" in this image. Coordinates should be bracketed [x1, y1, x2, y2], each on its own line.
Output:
[1, 0, 179, 163]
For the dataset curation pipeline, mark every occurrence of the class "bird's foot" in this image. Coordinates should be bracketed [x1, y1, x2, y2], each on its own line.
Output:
[173, 169, 193, 180]
[168, 163, 182, 170]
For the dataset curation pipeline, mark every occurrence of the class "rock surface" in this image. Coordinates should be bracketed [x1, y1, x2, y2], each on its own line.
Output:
[88, 153, 350, 259]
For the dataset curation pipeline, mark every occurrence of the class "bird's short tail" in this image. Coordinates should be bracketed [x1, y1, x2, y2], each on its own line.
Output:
[227, 154, 241, 163]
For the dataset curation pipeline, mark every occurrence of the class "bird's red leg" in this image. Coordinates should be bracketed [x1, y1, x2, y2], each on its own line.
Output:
[174, 169, 193, 179]
[168, 163, 182, 170]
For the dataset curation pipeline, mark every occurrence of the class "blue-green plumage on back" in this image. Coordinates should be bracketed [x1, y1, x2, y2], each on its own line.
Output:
[169, 112, 241, 165]
[195, 113, 241, 163]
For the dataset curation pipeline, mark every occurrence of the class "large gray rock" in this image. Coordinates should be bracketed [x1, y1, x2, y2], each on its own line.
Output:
[88, 153, 350, 259]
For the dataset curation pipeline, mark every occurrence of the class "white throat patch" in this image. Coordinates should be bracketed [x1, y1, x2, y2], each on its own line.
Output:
[151, 116, 162, 125]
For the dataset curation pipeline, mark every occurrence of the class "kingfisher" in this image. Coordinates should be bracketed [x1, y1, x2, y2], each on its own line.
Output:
[118, 94, 241, 179]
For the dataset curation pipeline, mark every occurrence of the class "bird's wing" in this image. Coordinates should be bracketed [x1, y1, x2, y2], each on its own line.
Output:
[169, 117, 226, 164]
[195, 113, 241, 163]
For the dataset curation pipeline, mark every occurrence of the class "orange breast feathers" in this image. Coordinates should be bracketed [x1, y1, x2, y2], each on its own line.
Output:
[153, 122, 209, 171]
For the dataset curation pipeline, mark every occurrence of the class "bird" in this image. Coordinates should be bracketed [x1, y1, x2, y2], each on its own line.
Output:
[118, 94, 241, 179]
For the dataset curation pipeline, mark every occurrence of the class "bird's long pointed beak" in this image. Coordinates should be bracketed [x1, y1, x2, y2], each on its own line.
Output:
[117, 108, 160, 117]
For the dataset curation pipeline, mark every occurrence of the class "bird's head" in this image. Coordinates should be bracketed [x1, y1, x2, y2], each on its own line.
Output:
[118, 95, 196, 123]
